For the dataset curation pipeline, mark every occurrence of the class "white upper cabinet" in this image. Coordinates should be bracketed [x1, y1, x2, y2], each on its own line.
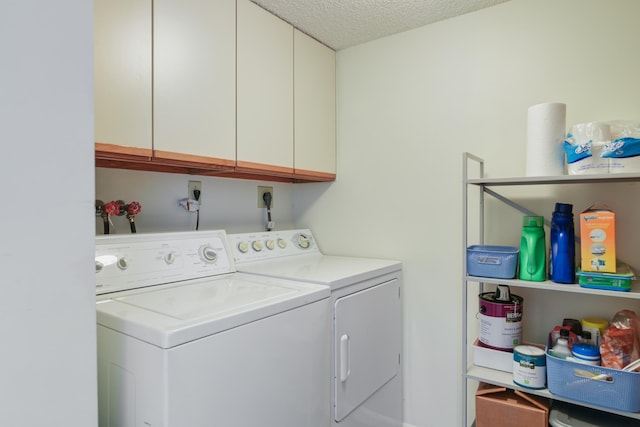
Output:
[237, 0, 294, 175]
[153, 0, 236, 166]
[294, 29, 336, 179]
[94, 0, 152, 155]
[95, 0, 335, 182]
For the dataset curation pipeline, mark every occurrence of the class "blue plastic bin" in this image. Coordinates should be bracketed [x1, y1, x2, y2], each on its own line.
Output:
[546, 350, 640, 412]
[467, 245, 519, 279]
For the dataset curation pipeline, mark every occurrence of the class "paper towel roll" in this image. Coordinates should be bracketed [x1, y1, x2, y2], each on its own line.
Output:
[526, 102, 566, 176]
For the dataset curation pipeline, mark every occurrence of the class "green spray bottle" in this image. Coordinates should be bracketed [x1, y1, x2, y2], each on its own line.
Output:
[519, 215, 546, 281]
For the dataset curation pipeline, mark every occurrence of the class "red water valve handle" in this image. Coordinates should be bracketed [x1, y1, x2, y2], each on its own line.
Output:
[104, 200, 120, 217]
[127, 201, 142, 215]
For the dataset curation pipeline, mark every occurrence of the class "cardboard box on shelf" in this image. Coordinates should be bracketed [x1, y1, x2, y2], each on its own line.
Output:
[475, 382, 550, 427]
[580, 204, 616, 273]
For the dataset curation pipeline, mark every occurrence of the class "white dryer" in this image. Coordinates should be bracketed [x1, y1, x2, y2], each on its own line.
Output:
[228, 229, 402, 427]
[95, 230, 331, 427]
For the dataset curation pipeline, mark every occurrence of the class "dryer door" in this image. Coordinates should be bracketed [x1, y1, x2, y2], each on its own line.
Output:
[334, 278, 401, 422]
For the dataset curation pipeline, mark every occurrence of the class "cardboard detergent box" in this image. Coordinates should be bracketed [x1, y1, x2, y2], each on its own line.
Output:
[475, 382, 550, 427]
[580, 204, 616, 273]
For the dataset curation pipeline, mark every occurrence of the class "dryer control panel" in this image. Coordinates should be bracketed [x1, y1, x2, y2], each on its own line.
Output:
[95, 230, 235, 295]
[228, 229, 320, 263]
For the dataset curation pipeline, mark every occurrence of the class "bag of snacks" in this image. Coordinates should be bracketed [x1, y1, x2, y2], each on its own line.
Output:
[600, 309, 640, 369]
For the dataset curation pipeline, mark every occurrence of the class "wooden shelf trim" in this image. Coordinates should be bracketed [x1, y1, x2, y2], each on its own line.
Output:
[96, 143, 335, 183]
[95, 142, 152, 161]
[153, 149, 236, 170]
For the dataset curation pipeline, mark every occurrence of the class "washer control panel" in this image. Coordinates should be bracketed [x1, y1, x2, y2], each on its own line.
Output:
[95, 230, 234, 295]
[228, 229, 320, 263]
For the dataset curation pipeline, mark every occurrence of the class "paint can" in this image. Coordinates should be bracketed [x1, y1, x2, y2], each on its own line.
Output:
[478, 285, 523, 351]
[513, 345, 546, 389]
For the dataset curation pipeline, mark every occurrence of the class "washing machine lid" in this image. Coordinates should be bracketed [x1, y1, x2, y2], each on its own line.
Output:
[236, 253, 401, 290]
[96, 273, 329, 349]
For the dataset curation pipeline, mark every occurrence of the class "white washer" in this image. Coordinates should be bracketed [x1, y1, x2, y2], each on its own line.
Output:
[228, 229, 402, 427]
[95, 230, 331, 427]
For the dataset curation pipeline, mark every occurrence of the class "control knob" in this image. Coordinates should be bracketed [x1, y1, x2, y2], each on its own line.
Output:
[200, 245, 218, 263]
[237, 241, 250, 254]
[296, 234, 311, 249]
[164, 251, 176, 264]
[117, 257, 128, 270]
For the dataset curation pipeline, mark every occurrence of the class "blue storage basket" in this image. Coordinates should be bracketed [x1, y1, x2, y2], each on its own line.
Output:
[467, 245, 519, 279]
[546, 350, 640, 412]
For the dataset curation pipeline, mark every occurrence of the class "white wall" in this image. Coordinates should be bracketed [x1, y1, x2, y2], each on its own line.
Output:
[96, 168, 296, 234]
[93, 1, 640, 425]
[294, 0, 640, 426]
[0, 1, 97, 426]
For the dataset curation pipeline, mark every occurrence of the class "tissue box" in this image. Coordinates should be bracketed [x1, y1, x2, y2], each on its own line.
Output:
[580, 205, 616, 273]
[475, 382, 550, 427]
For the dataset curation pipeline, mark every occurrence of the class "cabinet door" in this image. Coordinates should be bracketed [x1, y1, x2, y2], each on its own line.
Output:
[237, 0, 294, 176]
[294, 30, 336, 181]
[153, 0, 236, 168]
[94, 0, 152, 158]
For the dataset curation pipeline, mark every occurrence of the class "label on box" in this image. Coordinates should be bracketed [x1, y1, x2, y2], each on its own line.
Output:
[580, 206, 616, 272]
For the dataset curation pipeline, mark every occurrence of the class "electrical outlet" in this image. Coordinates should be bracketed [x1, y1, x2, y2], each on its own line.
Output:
[257, 186, 273, 208]
[188, 180, 202, 202]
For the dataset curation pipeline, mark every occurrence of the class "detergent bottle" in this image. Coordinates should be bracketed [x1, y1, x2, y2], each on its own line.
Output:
[549, 203, 575, 284]
[519, 215, 546, 281]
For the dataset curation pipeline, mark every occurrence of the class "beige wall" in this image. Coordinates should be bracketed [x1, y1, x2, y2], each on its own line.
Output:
[294, 1, 640, 425]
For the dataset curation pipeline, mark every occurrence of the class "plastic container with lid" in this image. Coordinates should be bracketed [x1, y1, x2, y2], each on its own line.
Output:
[571, 343, 601, 365]
[577, 262, 635, 292]
[581, 317, 608, 347]
[549, 401, 639, 427]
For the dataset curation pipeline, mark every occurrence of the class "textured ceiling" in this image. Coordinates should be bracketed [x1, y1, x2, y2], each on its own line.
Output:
[251, 0, 511, 50]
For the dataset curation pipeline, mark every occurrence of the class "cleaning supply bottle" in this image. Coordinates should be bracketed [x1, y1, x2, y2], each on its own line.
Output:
[550, 329, 572, 359]
[549, 202, 575, 284]
[519, 215, 546, 281]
